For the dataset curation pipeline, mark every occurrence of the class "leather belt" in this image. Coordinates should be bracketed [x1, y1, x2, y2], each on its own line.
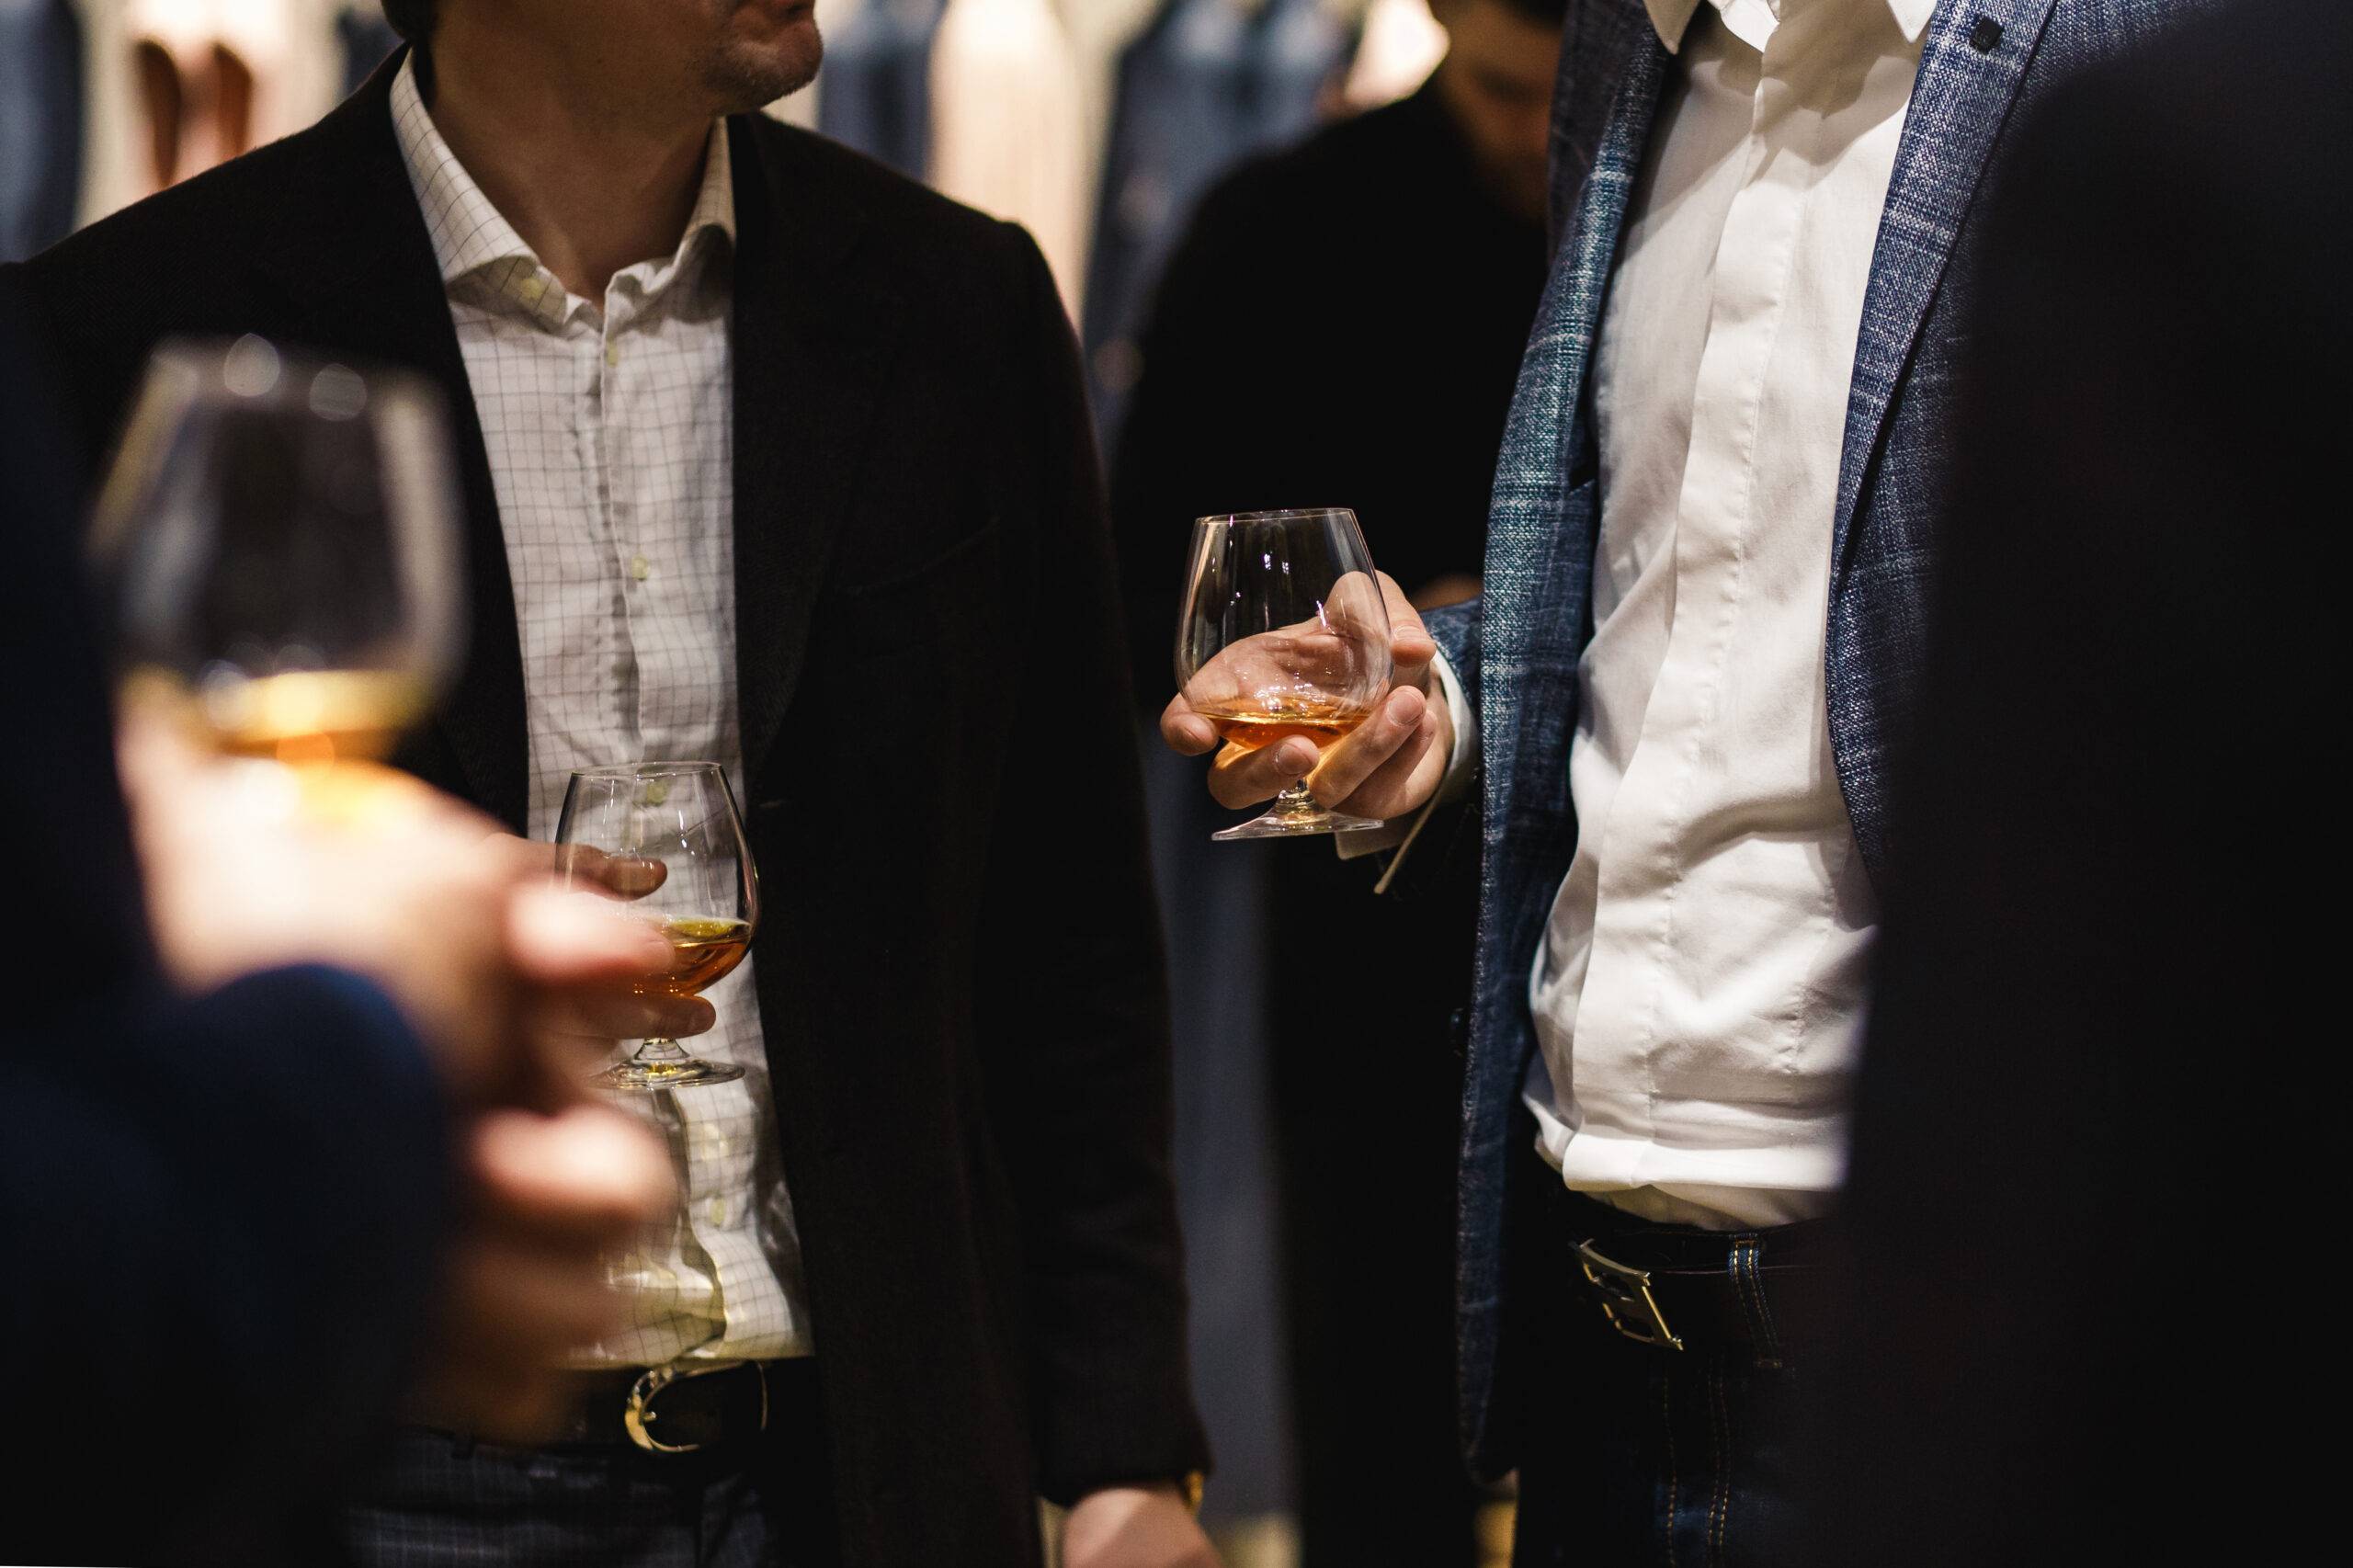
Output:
[1548, 1183, 1836, 1365]
[541, 1358, 814, 1453]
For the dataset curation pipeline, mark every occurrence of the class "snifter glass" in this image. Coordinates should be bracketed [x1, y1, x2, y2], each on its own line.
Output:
[90, 335, 462, 765]
[556, 763, 759, 1091]
[1175, 508, 1393, 841]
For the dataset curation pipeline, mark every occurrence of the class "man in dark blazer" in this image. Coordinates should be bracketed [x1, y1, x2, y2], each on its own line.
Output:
[0, 279, 676, 1565]
[1815, 0, 2344, 1558]
[7, 3, 1211, 1565]
[1165, 0, 2223, 1559]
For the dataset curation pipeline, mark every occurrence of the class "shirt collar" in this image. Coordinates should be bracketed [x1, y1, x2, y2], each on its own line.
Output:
[389, 54, 735, 305]
[1644, 0, 1938, 54]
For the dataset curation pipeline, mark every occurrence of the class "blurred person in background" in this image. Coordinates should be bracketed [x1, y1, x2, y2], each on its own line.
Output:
[5, 2, 1215, 1565]
[1111, 3, 1560, 1562]
[1161, 0, 2222, 1560]
[1814, 0, 2343, 1559]
[0, 278, 675, 1567]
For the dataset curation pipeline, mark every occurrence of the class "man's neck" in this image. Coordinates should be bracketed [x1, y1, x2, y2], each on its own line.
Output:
[422, 31, 712, 301]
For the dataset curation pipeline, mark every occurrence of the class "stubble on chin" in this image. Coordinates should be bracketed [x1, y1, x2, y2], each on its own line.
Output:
[704, 22, 823, 116]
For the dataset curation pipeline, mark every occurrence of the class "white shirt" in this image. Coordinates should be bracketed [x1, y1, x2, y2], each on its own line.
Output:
[392, 59, 813, 1362]
[1521, 0, 1931, 1228]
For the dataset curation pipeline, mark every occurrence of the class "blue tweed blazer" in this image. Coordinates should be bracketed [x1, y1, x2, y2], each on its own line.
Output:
[1416, 0, 2209, 1478]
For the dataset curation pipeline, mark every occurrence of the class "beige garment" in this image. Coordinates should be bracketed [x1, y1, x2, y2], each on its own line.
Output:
[1062, 0, 1163, 256]
[1344, 0, 1446, 108]
[928, 0, 1089, 315]
[119, 0, 340, 190]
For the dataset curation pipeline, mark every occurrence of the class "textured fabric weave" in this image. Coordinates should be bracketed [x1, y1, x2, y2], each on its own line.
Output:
[1414, 0, 2215, 1481]
[391, 59, 810, 1367]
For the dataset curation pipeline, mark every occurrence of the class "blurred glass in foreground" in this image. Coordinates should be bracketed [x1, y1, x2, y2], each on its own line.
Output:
[91, 334, 462, 772]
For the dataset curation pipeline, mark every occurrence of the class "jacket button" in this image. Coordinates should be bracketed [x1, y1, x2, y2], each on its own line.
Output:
[1970, 17, 2003, 51]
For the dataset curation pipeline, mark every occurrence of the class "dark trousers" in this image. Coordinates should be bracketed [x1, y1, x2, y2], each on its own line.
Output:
[1267, 838, 1483, 1568]
[345, 1415, 840, 1568]
[1509, 1187, 1814, 1567]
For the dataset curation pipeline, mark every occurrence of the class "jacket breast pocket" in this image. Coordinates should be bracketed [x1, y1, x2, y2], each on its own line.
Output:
[824, 519, 1003, 655]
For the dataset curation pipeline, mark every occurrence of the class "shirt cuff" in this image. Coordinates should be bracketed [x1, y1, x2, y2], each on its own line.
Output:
[1336, 648, 1480, 883]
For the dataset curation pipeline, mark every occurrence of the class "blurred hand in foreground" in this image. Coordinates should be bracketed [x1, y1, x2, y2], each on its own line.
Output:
[1063, 1485, 1223, 1568]
[116, 708, 679, 1438]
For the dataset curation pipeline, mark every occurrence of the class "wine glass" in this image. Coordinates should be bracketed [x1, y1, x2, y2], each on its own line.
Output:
[89, 335, 463, 765]
[556, 762, 759, 1092]
[1176, 507, 1394, 841]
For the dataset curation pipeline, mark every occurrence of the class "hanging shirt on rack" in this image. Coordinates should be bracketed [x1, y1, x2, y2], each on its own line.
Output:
[814, 0, 944, 178]
[1081, 0, 1353, 446]
[0, 0, 85, 261]
[334, 0, 394, 96]
[927, 0, 1088, 315]
[121, 0, 345, 191]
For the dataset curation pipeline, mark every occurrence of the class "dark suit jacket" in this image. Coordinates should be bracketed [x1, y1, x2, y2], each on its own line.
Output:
[0, 278, 454, 1565]
[7, 54, 1207, 1562]
[1815, 1, 2343, 1559]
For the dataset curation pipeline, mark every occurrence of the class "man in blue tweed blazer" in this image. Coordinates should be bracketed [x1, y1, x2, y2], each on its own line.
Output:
[1165, 0, 2209, 1557]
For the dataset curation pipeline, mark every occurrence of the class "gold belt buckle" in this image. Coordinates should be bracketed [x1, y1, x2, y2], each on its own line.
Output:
[1576, 1240, 1685, 1350]
[623, 1360, 768, 1454]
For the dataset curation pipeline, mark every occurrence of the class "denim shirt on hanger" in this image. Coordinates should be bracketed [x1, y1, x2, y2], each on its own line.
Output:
[338, 6, 403, 97]
[817, 0, 949, 179]
[0, 0, 85, 263]
[1081, 0, 1351, 447]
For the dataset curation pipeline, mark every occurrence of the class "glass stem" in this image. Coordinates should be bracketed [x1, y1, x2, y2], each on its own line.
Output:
[631, 1038, 688, 1067]
[1273, 782, 1320, 818]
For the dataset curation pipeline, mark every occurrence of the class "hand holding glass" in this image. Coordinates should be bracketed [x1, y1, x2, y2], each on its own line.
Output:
[1175, 508, 1393, 840]
[556, 764, 758, 1091]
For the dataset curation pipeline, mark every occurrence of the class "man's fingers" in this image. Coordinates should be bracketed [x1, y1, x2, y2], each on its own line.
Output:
[1160, 694, 1221, 756]
[1335, 701, 1443, 820]
[539, 987, 716, 1048]
[1206, 736, 1318, 810]
[439, 1233, 624, 1352]
[1302, 685, 1427, 809]
[468, 1106, 676, 1241]
[507, 888, 671, 983]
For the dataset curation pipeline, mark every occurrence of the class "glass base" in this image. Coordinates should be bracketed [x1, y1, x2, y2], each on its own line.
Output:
[596, 1055, 745, 1092]
[1212, 787, 1386, 841]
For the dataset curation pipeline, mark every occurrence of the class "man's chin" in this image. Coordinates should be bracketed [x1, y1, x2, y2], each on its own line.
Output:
[710, 10, 823, 113]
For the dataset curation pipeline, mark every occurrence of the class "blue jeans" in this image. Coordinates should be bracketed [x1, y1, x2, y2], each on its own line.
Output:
[1508, 1196, 1811, 1567]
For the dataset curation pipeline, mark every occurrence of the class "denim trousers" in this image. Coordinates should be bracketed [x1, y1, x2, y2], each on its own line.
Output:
[1508, 1201, 1811, 1567]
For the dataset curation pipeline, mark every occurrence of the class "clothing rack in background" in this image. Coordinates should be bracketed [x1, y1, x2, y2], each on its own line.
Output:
[2, 0, 400, 261]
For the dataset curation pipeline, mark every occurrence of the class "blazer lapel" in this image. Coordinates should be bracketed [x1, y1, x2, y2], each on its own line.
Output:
[1830, 0, 2061, 580]
[727, 118, 902, 783]
[255, 54, 530, 829]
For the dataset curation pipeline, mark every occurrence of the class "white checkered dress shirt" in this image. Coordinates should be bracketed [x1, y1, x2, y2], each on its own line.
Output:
[392, 58, 812, 1366]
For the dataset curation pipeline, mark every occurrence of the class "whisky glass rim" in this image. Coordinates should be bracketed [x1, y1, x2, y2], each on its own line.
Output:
[1191, 506, 1358, 527]
[567, 760, 733, 781]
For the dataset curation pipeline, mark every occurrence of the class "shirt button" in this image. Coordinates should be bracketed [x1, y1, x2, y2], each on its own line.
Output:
[707, 1200, 726, 1225]
[605, 342, 622, 367]
[629, 554, 651, 581]
[517, 277, 545, 304]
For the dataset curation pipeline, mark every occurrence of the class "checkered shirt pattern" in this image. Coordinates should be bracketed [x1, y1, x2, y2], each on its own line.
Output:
[392, 58, 811, 1367]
